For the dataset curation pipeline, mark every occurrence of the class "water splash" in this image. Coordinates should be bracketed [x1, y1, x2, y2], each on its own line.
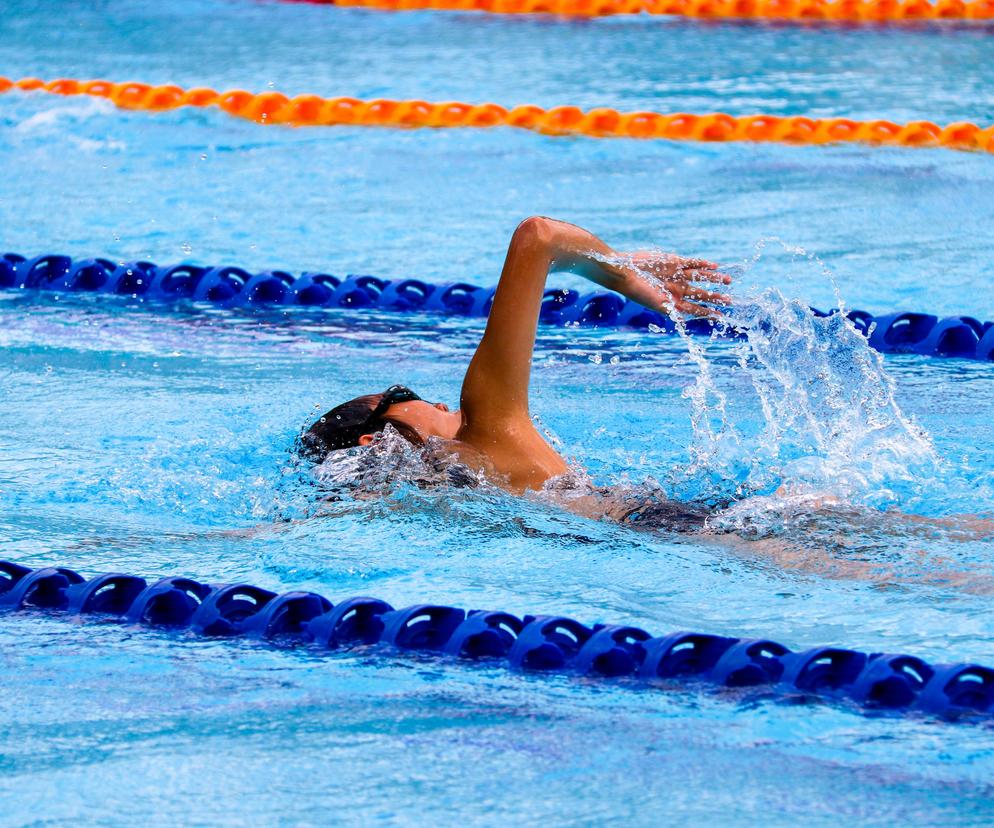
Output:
[601, 241, 940, 532]
[310, 425, 485, 497]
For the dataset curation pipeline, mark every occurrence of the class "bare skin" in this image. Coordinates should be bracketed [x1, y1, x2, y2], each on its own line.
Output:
[358, 216, 730, 493]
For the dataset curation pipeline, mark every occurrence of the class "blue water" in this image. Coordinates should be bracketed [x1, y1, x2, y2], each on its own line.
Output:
[2, 1, 994, 824]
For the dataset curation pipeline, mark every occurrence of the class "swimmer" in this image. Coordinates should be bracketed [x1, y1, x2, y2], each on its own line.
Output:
[293, 217, 994, 588]
[300, 216, 730, 527]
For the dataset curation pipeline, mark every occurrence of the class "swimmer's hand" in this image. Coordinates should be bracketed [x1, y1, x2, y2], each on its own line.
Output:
[617, 252, 732, 319]
[538, 219, 730, 318]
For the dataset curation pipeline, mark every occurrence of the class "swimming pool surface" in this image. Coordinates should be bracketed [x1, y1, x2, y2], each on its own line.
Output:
[2, 1, 994, 825]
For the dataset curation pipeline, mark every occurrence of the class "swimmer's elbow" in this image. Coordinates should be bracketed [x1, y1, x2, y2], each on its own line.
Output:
[513, 215, 556, 249]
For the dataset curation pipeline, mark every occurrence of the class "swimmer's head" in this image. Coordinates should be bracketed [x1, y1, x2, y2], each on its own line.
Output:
[299, 385, 460, 461]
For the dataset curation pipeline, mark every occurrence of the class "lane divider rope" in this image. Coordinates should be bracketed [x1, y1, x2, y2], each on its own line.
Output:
[2, 77, 993, 153]
[4, 252, 994, 361]
[291, 0, 994, 21]
[2, 559, 992, 721]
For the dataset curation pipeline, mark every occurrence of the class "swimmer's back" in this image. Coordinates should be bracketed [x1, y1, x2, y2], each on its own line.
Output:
[620, 499, 713, 534]
[548, 478, 715, 535]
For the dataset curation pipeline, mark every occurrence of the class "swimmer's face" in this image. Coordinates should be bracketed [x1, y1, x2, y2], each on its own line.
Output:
[357, 398, 461, 446]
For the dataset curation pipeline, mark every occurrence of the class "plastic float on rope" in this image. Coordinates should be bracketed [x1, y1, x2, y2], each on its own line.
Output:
[3, 251, 993, 362]
[3, 559, 994, 721]
[189, 583, 334, 638]
[124, 576, 213, 627]
[3, 77, 994, 155]
[290, 0, 994, 23]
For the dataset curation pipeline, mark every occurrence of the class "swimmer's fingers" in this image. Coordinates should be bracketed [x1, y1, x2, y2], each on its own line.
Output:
[672, 257, 717, 270]
[681, 285, 733, 306]
[634, 254, 732, 286]
[674, 300, 724, 320]
[657, 292, 724, 319]
[691, 269, 733, 286]
[673, 263, 733, 285]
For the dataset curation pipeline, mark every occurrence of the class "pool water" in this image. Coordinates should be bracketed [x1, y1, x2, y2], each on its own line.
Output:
[2, 1, 994, 825]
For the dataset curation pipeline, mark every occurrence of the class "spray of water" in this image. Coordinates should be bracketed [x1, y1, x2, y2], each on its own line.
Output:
[312, 424, 486, 495]
[596, 240, 940, 534]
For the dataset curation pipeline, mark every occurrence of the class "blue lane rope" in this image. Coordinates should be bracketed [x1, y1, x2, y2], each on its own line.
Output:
[3, 559, 993, 721]
[3, 252, 994, 361]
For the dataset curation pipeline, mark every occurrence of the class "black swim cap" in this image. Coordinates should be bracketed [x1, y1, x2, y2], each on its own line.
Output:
[298, 385, 422, 460]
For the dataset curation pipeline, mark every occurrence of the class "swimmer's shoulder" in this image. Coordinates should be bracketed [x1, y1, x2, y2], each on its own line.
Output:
[423, 438, 503, 487]
[440, 431, 570, 493]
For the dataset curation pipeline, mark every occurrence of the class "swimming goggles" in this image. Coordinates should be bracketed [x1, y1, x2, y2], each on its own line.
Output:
[364, 385, 423, 430]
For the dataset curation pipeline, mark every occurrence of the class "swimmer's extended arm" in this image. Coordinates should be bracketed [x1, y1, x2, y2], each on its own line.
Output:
[460, 217, 729, 427]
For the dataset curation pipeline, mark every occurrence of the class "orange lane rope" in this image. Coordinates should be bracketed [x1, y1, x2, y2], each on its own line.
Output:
[296, 0, 994, 21]
[2, 77, 993, 153]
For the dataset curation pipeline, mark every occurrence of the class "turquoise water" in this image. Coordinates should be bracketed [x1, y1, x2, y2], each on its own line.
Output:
[2, 1, 994, 825]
